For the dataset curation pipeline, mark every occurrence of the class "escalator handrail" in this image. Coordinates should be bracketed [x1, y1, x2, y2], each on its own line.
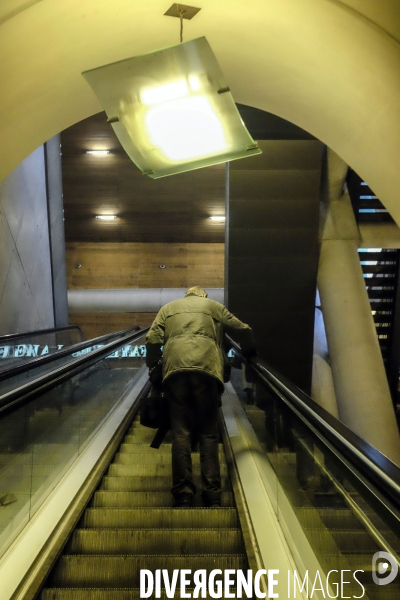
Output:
[227, 335, 400, 510]
[0, 327, 150, 417]
[0, 325, 84, 344]
[0, 327, 140, 382]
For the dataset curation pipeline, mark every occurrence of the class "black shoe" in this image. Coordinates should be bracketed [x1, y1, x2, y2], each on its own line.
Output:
[173, 493, 193, 508]
[202, 492, 221, 508]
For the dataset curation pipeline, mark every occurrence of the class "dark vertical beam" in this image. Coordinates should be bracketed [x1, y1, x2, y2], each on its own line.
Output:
[44, 135, 69, 327]
[227, 140, 322, 394]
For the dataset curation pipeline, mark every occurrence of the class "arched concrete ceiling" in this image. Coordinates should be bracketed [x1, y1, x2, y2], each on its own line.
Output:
[1, 0, 400, 222]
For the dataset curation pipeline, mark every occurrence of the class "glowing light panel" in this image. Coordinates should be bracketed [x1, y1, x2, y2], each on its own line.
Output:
[82, 37, 260, 178]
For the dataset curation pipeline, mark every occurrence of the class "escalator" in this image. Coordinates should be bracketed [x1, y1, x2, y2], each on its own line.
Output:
[227, 342, 400, 600]
[0, 327, 260, 600]
[1, 328, 400, 600]
[40, 414, 247, 598]
[244, 402, 400, 595]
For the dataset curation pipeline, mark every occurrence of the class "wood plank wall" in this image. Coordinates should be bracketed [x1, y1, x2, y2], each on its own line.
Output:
[67, 242, 224, 339]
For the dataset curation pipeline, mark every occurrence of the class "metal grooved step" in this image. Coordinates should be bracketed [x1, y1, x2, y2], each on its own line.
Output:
[40, 413, 247, 599]
[91, 491, 235, 508]
[67, 528, 243, 554]
[100, 474, 231, 492]
[50, 554, 247, 587]
[41, 588, 249, 600]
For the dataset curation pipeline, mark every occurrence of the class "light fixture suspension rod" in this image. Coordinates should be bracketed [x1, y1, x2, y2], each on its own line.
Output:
[179, 6, 185, 42]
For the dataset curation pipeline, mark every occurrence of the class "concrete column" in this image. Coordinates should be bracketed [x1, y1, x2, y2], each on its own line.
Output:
[312, 305, 339, 418]
[311, 354, 339, 418]
[317, 148, 400, 464]
[318, 238, 400, 463]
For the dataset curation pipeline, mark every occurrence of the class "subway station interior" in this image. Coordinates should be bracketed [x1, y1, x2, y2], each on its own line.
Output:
[1, 1, 400, 598]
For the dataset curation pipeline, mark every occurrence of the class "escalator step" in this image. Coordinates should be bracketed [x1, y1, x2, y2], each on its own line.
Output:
[82, 508, 239, 529]
[119, 443, 172, 453]
[116, 449, 226, 461]
[100, 475, 231, 492]
[124, 433, 173, 443]
[67, 528, 244, 554]
[119, 443, 225, 453]
[322, 554, 400, 585]
[107, 463, 228, 476]
[331, 530, 400, 553]
[41, 588, 252, 600]
[91, 491, 235, 507]
[49, 554, 248, 587]
[363, 586, 400, 600]
[119, 442, 172, 455]
[296, 507, 361, 529]
[42, 591, 140, 600]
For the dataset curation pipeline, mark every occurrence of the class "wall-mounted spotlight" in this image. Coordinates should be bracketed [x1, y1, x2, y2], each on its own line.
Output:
[95, 215, 117, 221]
[86, 150, 110, 156]
[209, 215, 226, 222]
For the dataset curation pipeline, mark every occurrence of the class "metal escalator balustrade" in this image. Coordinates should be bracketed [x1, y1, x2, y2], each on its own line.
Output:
[229, 337, 400, 599]
[0, 325, 84, 371]
[0, 327, 149, 562]
[0, 326, 142, 402]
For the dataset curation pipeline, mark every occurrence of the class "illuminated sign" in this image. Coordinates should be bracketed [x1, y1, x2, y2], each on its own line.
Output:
[0, 344, 64, 358]
[0, 344, 147, 359]
[71, 344, 147, 358]
[0, 344, 233, 361]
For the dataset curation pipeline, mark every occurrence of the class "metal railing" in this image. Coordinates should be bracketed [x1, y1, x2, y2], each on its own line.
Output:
[0, 327, 140, 382]
[0, 327, 149, 416]
[0, 325, 83, 344]
[227, 335, 400, 536]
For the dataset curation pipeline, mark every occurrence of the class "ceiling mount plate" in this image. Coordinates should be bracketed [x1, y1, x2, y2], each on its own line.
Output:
[164, 4, 201, 20]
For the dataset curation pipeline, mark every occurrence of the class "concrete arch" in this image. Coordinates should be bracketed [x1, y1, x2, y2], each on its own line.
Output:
[1, 0, 399, 220]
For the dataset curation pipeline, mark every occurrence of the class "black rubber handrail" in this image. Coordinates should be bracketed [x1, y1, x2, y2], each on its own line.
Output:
[227, 335, 400, 514]
[0, 325, 83, 343]
[0, 327, 140, 382]
[0, 327, 149, 417]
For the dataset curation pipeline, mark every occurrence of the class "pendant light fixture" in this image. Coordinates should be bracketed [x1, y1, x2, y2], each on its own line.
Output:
[82, 6, 261, 178]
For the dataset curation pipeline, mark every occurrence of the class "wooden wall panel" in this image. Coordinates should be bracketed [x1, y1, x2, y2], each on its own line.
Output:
[66, 242, 224, 289]
[67, 242, 224, 339]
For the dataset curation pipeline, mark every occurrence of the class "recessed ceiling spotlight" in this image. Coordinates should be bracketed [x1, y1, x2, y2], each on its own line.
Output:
[86, 150, 110, 156]
[96, 215, 117, 220]
[209, 215, 225, 222]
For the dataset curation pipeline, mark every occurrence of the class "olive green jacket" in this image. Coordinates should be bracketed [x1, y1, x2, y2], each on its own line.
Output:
[145, 295, 255, 388]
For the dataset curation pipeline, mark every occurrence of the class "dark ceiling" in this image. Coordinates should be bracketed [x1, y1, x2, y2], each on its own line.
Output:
[61, 106, 314, 244]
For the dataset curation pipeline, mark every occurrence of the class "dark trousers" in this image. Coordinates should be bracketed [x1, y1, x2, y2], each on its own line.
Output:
[165, 372, 222, 503]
